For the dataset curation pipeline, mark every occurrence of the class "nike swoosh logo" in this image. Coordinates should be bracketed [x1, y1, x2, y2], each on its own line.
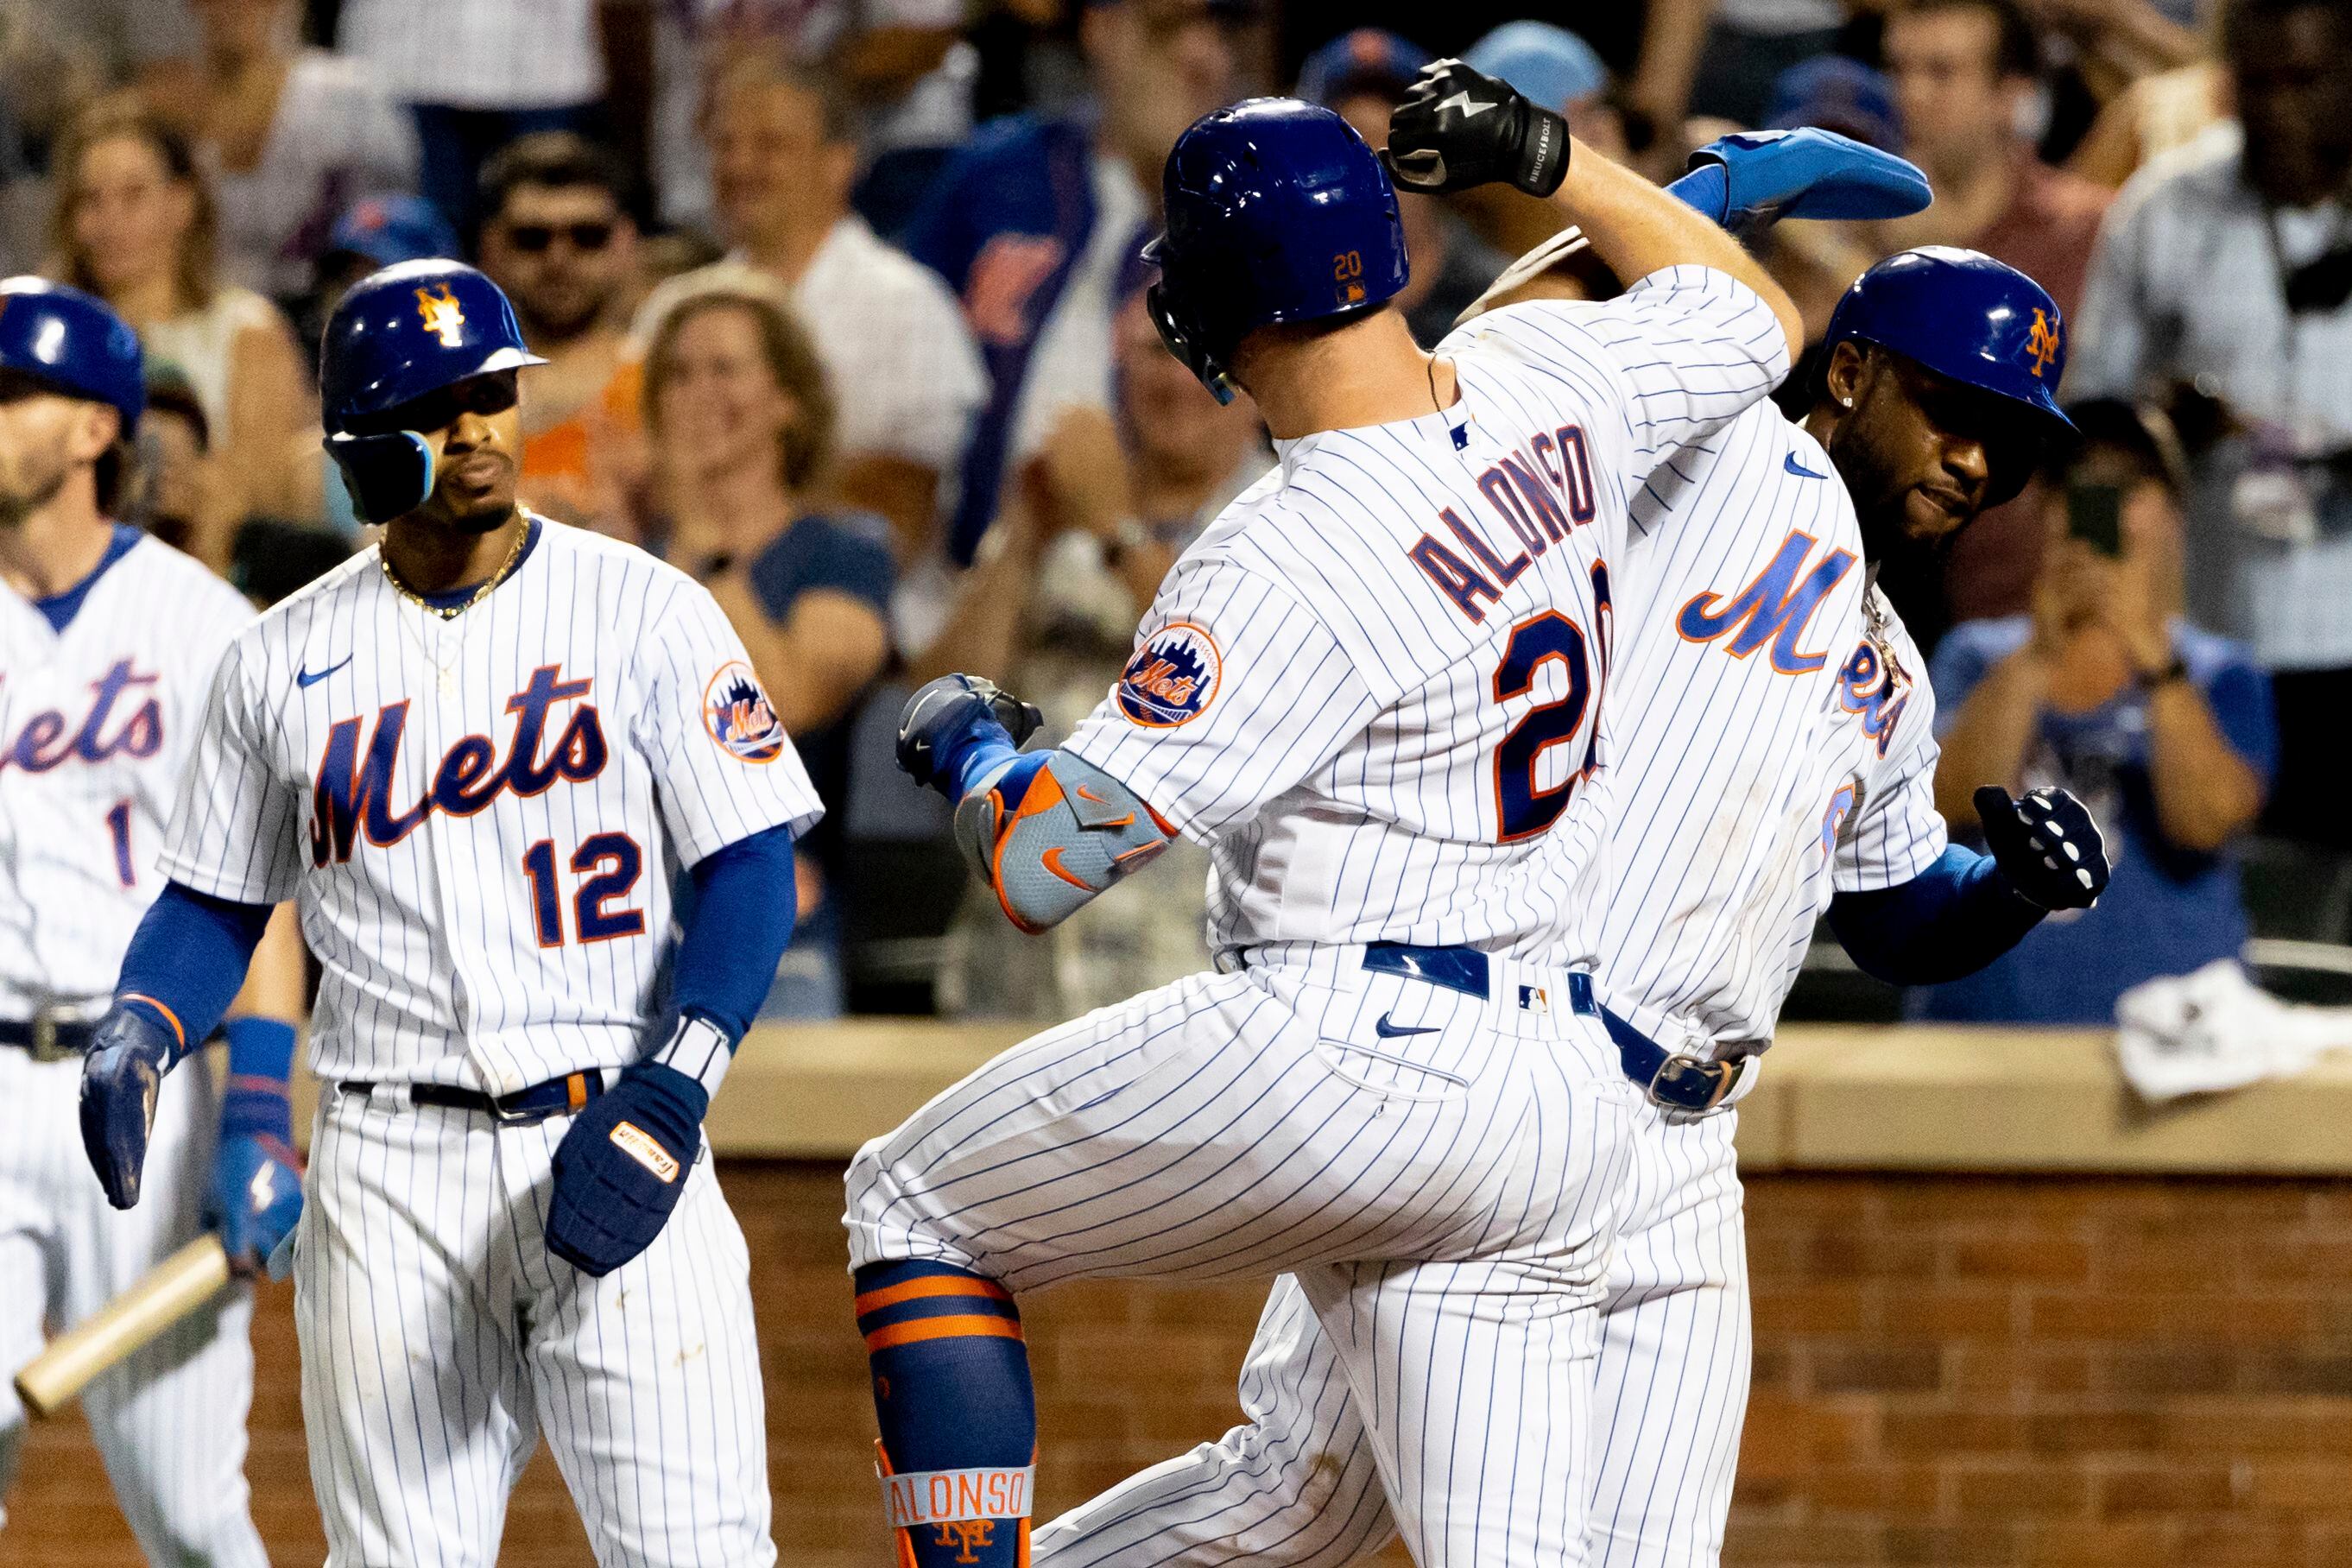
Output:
[1785, 452, 1829, 480]
[1373, 1013, 1440, 1040]
[296, 655, 352, 689]
[1436, 91, 1492, 118]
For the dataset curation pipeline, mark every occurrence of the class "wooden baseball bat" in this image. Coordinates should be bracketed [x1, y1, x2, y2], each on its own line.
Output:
[12, 1236, 231, 1418]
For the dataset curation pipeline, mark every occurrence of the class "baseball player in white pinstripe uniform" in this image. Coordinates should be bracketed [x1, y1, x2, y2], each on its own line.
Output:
[1026, 243, 2113, 1567]
[842, 81, 1820, 1568]
[75, 261, 819, 1567]
[0, 278, 308, 1565]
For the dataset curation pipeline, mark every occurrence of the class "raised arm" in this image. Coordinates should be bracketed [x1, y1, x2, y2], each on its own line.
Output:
[1381, 59, 1805, 359]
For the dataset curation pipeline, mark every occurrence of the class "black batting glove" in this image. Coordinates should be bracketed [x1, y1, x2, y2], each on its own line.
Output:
[1381, 59, 1571, 199]
[1976, 786, 2109, 912]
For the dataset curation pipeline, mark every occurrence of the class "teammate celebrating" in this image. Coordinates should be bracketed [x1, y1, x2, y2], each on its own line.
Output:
[0, 277, 303, 1564]
[1027, 244, 2112, 1568]
[846, 85, 1809, 1567]
[76, 260, 819, 1566]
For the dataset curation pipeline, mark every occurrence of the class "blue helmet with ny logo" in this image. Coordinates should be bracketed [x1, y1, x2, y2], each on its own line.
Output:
[319, 259, 546, 522]
[1825, 246, 2076, 438]
[1144, 98, 1409, 404]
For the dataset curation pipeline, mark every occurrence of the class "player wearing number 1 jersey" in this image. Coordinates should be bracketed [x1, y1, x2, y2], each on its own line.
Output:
[77, 261, 819, 1566]
[842, 92, 1805, 1568]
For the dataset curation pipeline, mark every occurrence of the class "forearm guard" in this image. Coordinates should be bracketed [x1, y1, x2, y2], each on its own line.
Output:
[953, 749, 1176, 933]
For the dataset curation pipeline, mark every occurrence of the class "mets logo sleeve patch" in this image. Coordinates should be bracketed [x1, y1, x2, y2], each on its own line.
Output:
[702, 660, 787, 762]
[1116, 623, 1222, 728]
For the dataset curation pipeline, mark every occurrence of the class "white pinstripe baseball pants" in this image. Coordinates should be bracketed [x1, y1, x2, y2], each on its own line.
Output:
[0, 1048, 269, 1567]
[1029, 1107, 1750, 1568]
[295, 1084, 775, 1568]
[845, 949, 1646, 1566]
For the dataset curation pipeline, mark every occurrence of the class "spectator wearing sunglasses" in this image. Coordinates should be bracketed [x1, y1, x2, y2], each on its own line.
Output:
[476, 132, 641, 536]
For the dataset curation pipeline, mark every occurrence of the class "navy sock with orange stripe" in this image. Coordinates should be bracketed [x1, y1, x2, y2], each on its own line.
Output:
[857, 1260, 1035, 1568]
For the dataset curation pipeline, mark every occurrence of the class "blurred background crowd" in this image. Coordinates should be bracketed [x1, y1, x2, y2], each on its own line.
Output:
[8, 0, 2348, 1032]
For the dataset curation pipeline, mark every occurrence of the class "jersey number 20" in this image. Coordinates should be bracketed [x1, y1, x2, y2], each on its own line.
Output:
[1494, 611, 1596, 843]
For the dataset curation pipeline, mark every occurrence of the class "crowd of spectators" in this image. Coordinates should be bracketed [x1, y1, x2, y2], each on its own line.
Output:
[4, 0, 2345, 1029]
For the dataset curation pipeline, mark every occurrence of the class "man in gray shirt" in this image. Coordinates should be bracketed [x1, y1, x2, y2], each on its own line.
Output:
[2072, 0, 2352, 852]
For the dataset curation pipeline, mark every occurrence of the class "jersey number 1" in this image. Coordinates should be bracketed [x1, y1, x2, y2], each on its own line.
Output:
[522, 833, 647, 947]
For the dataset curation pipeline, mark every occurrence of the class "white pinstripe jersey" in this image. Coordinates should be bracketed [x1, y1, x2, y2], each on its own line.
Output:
[1564, 401, 1947, 1059]
[157, 515, 821, 1092]
[1064, 267, 1792, 960]
[0, 530, 252, 1015]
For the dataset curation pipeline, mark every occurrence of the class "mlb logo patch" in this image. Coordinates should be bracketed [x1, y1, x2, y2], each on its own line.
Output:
[702, 660, 787, 763]
[1518, 985, 1548, 1014]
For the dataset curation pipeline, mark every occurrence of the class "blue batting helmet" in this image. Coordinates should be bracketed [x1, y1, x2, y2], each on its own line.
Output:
[319, 259, 544, 523]
[1143, 98, 1408, 403]
[1824, 247, 2075, 437]
[0, 277, 144, 433]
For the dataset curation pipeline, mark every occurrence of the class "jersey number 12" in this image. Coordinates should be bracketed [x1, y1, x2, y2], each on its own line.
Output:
[522, 833, 647, 947]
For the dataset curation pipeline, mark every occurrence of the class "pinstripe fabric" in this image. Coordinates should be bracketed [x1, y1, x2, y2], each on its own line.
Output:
[850, 952, 1642, 1565]
[155, 516, 822, 1092]
[297, 1086, 774, 1567]
[147, 516, 811, 1563]
[0, 1050, 268, 1564]
[0, 534, 252, 1011]
[0, 533, 267, 1560]
[1027, 406, 1953, 1567]
[1031, 1110, 1744, 1568]
[1063, 268, 1792, 964]
[853, 269, 1791, 1564]
[1568, 403, 1946, 1057]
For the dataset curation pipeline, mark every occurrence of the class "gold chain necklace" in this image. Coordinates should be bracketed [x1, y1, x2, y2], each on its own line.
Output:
[378, 521, 529, 621]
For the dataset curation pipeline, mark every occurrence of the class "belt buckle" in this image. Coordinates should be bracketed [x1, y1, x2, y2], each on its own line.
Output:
[29, 1008, 78, 1064]
[1647, 1050, 1736, 1114]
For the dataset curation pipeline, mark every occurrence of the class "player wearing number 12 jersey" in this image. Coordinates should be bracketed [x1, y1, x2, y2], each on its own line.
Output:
[78, 262, 818, 1565]
[842, 95, 1805, 1568]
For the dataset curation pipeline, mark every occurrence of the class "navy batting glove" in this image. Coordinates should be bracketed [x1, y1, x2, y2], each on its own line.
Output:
[1677, 129, 1932, 236]
[1976, 786, 2109, 911]
[79, 1002, 182, 1209]
[546, 1060, 709, 1278]
[896, 674, 1043, 799]
[1383, 58, 1569, 198]
[206, 1084, 304, 1279]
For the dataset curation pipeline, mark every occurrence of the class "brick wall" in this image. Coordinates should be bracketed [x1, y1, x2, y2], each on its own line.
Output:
[7, 1166, 2348, 1568]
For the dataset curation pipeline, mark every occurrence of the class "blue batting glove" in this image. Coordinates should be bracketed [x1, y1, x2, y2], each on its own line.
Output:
[207, 1081, 304, 1278]
[546, 1059, 708, 1278]
[79, 1001, 184, 1209]
[1673, 129, 1932, 235]
[1976, 786, 2109, 911]
[895, 674, 1044, 799]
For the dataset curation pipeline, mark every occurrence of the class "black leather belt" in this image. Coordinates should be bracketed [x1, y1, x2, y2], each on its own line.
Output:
[339, 1070, 605, 1125]
[0, 1016, 98, 1060]
[1359, 944, 1747, 1114]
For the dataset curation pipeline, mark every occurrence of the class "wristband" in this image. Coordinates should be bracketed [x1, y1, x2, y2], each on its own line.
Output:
[650, 1013, 736, 1103]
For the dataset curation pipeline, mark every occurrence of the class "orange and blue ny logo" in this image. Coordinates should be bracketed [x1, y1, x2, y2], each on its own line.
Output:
[934, 1521, 994, 1564]
[2024, 307, 2060, 379]
[414, 283, 466, 347]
